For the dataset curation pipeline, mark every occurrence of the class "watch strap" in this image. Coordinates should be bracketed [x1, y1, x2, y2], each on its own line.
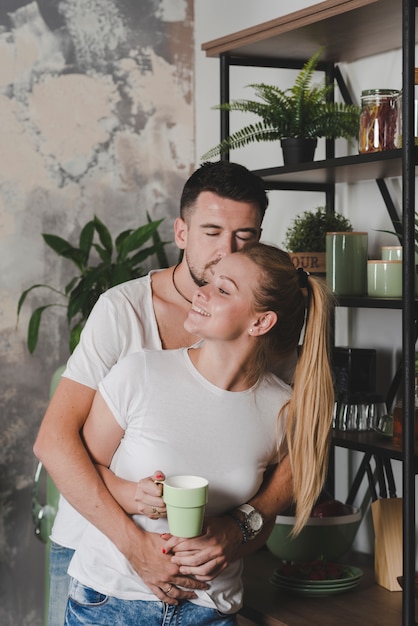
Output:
[237, 503, 254, 516]
[228, 513, 250, 543]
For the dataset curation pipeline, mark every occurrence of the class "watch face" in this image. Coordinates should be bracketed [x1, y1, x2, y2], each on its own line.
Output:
[248, 510, 263, 532]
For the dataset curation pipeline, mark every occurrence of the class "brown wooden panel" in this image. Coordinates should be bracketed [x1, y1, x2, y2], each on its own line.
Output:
[239, 549, 409, 626]
[202, 0, 417, 64]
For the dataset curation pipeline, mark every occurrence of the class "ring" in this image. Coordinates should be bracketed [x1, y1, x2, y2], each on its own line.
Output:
[152, 506, 157, 514]
[165, 584, 173, 595]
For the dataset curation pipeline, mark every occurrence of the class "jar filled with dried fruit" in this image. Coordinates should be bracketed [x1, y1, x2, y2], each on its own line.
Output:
[359, 88, 400, 153]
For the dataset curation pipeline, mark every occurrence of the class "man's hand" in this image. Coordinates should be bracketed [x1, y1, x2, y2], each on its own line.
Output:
[122, 524, 209, 605]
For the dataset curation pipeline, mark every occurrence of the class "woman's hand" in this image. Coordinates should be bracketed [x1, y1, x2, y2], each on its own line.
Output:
[161, 516, 242, 580]
[134, 470, 167, 519]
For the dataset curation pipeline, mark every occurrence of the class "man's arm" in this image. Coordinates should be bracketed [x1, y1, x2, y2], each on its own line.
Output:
[249, 455, 293, 525]
[33, 377, 208, 604]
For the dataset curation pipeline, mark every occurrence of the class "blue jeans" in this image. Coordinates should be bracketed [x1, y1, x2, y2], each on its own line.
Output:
[48, 542, 75, 626]
[65, 578, 238, 625]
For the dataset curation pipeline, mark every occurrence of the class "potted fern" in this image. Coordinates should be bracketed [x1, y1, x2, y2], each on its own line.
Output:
[202, 48, 360, 165]
[284, 207, 353, 274]
[17, 214, 169, 355]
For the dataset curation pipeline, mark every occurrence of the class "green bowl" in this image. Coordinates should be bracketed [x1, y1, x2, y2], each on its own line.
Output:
[266, 506, 361, 562]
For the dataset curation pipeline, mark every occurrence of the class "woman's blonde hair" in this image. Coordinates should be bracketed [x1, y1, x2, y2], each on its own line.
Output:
[238, 242, 335, 534]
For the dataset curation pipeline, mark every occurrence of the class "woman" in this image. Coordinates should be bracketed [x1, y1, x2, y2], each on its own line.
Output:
[65, 242, 334, 625]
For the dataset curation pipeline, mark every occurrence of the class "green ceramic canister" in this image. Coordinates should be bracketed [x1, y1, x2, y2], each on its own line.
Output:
[326, 232, 368, 296]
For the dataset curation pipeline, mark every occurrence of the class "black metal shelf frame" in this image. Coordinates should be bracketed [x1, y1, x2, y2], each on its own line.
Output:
[401, 2, 416, 624]
[213, 3, 417, 623]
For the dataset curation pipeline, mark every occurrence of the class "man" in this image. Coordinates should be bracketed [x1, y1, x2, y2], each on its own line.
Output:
[34, 161, 294, 625]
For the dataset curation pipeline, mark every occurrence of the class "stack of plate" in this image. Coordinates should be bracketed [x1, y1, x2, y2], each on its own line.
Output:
[270, 565, 363, 597]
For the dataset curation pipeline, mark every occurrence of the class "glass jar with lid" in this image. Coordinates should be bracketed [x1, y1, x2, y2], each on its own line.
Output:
[359, 88, 400, 153]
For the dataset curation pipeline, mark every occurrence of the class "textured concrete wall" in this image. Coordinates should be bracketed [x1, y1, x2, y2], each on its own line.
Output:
[0, 1, 194, 624]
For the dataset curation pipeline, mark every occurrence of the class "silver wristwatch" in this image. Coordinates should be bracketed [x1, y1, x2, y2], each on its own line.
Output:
[229, 504, 264, 543]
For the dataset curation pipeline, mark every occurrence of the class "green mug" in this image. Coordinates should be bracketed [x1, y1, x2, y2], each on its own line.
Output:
[326, 232, 368, 296]
[162, 475, 208, 538]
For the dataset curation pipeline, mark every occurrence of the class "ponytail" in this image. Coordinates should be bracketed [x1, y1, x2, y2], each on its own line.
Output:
[285, 274, 335, 534]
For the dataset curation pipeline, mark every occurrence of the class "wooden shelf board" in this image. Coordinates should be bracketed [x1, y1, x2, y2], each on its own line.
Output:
[202, 0, 418, 64]
[333, 430, 405, 462]
[240, 549, 408, 626]
[336, 296, 406, 309]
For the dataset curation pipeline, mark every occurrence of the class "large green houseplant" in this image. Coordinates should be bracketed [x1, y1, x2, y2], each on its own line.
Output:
[18, 214, 169, 354]
[284, 207, 353, 273]
[202, 48, 361, 164]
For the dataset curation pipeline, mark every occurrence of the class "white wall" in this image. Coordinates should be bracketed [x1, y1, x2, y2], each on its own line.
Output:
[194, 0, 416, 557]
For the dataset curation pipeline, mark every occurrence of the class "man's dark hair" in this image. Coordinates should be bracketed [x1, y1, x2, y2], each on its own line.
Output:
[180, 161, 268, 222]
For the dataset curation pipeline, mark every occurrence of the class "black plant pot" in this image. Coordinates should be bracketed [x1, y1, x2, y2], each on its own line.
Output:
[281, 138, 318, 165]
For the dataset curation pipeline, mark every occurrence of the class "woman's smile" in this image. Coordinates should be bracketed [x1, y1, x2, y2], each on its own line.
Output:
[191, 304, 211, 317]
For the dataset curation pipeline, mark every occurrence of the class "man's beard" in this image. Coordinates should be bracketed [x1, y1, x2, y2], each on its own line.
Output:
[186, 253, 221, 287]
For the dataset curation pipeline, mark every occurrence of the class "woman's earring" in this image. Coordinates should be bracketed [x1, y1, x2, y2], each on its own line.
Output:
[249, 328, 253, 334]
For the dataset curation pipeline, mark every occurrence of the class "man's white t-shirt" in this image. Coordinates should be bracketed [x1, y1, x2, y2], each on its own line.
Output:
[51, 273, 162, 548]
[68, 348, 291, 614]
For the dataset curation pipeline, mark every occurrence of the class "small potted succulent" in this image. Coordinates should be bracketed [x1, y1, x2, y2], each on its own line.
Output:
[202, 48, 361, 165]
[283, 207, 353, 274]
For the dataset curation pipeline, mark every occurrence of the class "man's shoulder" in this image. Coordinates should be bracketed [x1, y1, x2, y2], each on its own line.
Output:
[101, 272, 153, 301]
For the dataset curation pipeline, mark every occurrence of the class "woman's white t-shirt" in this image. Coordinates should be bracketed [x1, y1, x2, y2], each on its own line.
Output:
[68, 348, 291, 614]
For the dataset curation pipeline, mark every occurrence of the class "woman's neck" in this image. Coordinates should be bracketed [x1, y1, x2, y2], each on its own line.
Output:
[188, 342, 257, 391]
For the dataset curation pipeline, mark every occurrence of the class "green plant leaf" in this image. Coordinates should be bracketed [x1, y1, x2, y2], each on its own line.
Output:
[115, 229, 134, 250]
[43, 234, 86, 271]
[147, 212, 170, 268]
[93, 215, 113, 256]
[17, 283, 65, 319]
[93, 243, 112, 265]
[28, 304, 62, 354]
[42, 233, 74, 255]
[78, 220, 95, 259]
[64, 277, 79, 295]
[202, 122, 282, 159]
[108, 263, 133, 286]
[127, 245, 164, 268]
[67, 267, 107, 321]
[117, 220, 163, 261]
[69, 322, 83, 354]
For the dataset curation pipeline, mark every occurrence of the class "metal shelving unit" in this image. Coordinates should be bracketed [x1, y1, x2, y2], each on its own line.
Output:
[203, 1, 418, 623]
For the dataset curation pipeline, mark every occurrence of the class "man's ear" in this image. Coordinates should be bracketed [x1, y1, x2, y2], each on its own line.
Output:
[174, 217, 188, 250]
[251, 311, 277, 336]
